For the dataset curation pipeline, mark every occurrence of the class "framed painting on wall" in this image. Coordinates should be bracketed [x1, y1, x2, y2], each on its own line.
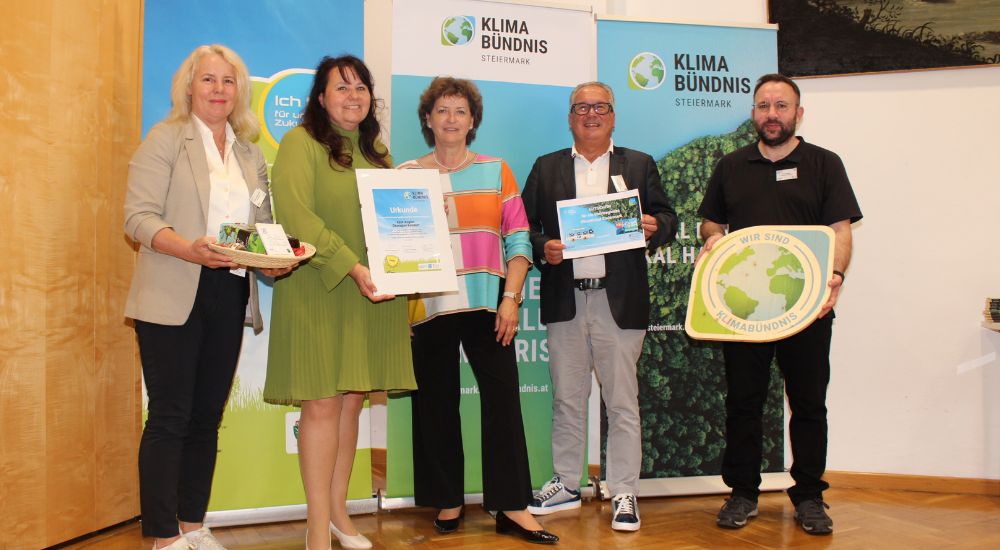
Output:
[769, 0, 1000, 77]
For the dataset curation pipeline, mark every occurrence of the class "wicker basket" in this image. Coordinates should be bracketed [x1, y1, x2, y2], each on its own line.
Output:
[208, 242, 316, 269]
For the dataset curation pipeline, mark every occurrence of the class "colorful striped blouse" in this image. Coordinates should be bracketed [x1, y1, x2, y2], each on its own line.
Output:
[399, 154, 532, 325]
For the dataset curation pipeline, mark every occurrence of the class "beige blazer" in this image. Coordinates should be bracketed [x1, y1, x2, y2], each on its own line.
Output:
[123, 118, 273, 332]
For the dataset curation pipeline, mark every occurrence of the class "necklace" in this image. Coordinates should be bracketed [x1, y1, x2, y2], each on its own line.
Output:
[432, 149, 471, 172]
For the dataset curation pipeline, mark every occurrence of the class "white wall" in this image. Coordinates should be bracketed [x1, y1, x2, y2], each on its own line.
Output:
[801, 70, 1000, 479]
[366, 0, 1000, 479]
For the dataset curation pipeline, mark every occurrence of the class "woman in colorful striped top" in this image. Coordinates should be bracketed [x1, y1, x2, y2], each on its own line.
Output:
[398, 77, 558, 545]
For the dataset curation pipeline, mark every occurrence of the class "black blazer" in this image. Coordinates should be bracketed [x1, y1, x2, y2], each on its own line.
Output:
[522, 146, 677, 330]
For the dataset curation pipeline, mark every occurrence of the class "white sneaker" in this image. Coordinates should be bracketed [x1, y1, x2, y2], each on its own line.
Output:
[528, 476, 583, 515]
[153, 537, 194, 550]
[183, 526, 226, 550]
[611, 493, 641, 532]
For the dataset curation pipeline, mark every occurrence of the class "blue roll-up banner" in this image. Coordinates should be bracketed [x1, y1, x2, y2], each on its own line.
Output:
[597, 16, 790, 496]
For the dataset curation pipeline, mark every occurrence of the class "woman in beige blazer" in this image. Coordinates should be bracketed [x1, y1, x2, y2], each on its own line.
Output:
[123, 44, 288, 550]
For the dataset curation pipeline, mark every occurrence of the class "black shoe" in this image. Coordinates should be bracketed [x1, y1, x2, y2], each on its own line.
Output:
[716, 496, 758, 529]
[794, 498, 833, 535]
[433, 507, 464, 534]
[495, 511, 559, 544]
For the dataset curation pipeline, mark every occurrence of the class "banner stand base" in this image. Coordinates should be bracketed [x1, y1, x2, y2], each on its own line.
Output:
[205, 498, 378, 528]
[597, 472, 794, 500]
[379, 484, 600, 511]
[202, 474, 787, 527]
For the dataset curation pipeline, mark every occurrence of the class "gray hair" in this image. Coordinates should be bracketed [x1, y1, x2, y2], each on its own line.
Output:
[569, 81, 615, 109]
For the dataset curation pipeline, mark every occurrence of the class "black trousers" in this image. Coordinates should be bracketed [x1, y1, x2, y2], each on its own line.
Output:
[136, 267, 249, 537]
[721, 316, 833, 505]
[410, 310, 533, 511]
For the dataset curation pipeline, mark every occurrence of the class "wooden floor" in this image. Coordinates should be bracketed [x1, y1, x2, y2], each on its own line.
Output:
[61, 487, 1000, 550]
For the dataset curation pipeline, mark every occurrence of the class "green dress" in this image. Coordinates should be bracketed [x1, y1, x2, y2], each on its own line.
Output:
[263, 125, 416, 405]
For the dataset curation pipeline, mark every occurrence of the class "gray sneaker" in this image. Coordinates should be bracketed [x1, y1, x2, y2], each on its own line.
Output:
[528, 476, 582, 515]
[716, 496, 758, 529]
[794, 498, 833, 535]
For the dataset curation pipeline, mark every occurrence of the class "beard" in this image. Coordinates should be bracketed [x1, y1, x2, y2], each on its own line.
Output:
[754, 118, 795, 147]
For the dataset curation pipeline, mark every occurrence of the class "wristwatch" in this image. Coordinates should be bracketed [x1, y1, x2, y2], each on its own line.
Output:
[502, 291, 524, 305]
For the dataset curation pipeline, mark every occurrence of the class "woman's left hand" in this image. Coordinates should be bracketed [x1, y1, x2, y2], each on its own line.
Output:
[494, 297, 520, 346]
[348, 263, 396, 303]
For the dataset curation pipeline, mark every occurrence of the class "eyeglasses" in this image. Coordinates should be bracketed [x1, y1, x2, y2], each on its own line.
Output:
[753, 101, 796, 113]
[571, 102, 613, 116]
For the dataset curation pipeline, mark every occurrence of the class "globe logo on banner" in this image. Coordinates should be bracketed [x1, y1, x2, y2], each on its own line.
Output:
[441, 16, 475, 46]
[628, 52, 666, 90]
[686, 226, 834, 342]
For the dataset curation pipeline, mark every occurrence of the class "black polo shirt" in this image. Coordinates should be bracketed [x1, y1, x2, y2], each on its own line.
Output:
[698, 137, 862, 231]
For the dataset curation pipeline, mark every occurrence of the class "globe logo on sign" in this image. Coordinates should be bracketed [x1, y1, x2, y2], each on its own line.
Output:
[441, 16, 475, 46]
[628, 52, 666, 90]
[713, 243, 804, 321]
[686, 226, 835, 343]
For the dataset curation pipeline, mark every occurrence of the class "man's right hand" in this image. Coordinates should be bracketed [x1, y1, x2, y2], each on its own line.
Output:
[544, 239, 566, 265]
[694, 233, 723, 265]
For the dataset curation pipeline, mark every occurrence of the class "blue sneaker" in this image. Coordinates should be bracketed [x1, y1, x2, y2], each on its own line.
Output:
[611, 493, 640, 531]
[528, 476, 582, 515]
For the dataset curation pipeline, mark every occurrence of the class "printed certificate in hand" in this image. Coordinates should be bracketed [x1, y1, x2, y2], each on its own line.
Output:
[356, 168, 458, 295]
[557, 189, 645, 259]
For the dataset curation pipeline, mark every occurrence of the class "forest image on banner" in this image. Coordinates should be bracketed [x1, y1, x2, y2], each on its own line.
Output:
[597, 18, 781, 483]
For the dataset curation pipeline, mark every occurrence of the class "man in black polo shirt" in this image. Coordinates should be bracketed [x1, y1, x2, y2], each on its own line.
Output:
[697, 73, 862, 536]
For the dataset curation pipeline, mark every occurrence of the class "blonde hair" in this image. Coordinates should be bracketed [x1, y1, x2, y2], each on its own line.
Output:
[165, 44, 259, 142]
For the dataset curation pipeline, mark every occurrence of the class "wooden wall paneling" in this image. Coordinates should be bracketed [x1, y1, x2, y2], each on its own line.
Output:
[92, 0, 143, 532]
[0, 1, 143, 548]
[1, 2, 56, 548]
[45, 0, 102, 544]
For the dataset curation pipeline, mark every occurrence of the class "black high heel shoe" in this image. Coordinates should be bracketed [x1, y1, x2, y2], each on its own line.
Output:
[495, 511, 559, 544]
[433, 507, 465, 534]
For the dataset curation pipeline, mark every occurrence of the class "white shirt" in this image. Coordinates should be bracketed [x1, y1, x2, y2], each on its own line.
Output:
[570, 140, 614, 279]
[192, 114, 250, 239]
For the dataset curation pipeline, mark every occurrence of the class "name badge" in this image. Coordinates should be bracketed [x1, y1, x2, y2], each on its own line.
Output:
[611, 174, 628, 193]
[250, 188, 267, 208]
[775, 168, 798, 181]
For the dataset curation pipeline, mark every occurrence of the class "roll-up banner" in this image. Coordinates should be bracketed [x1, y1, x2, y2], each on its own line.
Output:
[141, 0, 371, 525]
[596, 16, 791, 496]
[385, 0, 596, 504]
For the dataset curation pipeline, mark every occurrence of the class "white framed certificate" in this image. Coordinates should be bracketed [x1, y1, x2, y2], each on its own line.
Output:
[556, 189, 645, 259]
[356, 168, 458, 295]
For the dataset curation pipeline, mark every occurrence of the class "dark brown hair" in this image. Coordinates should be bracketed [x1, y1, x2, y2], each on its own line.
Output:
[300, 55, 390, 169]
[753, 73, 801, 102]
[417, 77, 483, 147]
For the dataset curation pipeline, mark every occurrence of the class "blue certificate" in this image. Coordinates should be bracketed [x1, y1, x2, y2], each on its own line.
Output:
[356, 169, 458, 295]
[556, 189, 645, 259]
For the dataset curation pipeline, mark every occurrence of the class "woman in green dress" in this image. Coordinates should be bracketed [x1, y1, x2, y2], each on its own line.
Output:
[264, 55, 416, 550]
